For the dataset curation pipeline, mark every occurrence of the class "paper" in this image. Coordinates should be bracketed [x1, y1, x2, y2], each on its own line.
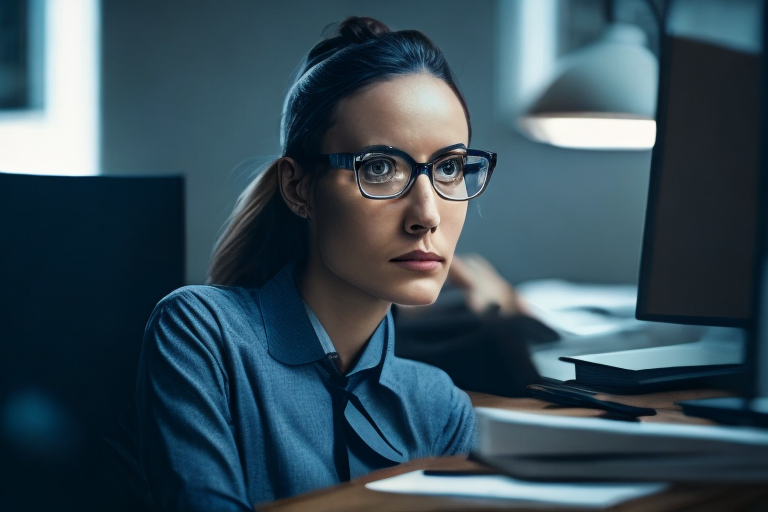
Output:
[516, 279, 639, 313]
[365, 470, 666, 507]
[516, 279, 643, 336]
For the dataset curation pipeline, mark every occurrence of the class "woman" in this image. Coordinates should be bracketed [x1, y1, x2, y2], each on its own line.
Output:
[124, 16, 496, 511]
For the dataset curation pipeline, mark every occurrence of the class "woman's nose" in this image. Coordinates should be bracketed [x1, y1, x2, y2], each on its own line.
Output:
[404, 174, 440, 235]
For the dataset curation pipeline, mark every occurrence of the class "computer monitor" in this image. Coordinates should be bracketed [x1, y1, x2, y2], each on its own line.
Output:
[636, 0, 767, 399]
[636, 2, 766, 328]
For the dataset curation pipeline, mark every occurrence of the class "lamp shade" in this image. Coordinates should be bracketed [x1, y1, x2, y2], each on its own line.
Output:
[519, 23, 658, 150]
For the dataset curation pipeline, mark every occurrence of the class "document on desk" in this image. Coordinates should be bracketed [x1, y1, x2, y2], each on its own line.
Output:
[516, 279, 643, 336]
[475, 407, 768, 482]
[365, 470, 666, 507]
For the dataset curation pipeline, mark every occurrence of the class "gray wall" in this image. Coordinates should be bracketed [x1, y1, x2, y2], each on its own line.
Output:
[101, 0, 652, 285]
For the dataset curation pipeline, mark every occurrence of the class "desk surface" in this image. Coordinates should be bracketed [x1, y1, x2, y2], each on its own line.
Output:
[258, 390, 768, 512]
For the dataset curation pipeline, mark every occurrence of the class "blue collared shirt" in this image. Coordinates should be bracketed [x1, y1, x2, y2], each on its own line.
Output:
[129, 264, 476, 511]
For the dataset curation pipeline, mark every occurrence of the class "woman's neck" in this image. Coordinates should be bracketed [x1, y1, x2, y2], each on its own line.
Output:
[299, 260, 391, 375]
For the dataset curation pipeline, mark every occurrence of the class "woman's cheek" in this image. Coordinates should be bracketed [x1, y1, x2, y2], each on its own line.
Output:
[444, 202, 468, 245]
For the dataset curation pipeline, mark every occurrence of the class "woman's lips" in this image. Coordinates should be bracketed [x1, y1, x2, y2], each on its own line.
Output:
[391, 251, 444, 271]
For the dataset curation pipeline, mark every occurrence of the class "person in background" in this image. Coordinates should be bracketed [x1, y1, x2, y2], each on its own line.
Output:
[114, 16, 498, 511]
[448, 253, 531, 317]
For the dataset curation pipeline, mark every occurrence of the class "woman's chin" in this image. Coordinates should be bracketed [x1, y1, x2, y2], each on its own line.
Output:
[388, 284, 442, 307]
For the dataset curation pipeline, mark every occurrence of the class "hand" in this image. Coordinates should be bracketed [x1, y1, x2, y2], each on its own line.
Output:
[448, 254, 530, 317]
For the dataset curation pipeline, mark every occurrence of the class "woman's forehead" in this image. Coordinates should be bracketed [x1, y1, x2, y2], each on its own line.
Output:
[321, 73, 469, 160]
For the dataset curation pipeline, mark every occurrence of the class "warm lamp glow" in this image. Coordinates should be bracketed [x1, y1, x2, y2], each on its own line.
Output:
[519, 113, 657, 150]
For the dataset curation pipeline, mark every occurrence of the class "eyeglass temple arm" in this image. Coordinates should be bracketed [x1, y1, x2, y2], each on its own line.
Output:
[318, 153, 355, 170]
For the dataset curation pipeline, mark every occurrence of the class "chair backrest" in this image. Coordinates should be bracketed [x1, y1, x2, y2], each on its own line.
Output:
[0, 172, 185, 512]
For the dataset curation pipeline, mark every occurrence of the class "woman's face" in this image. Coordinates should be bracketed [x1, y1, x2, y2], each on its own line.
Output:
[305, 72, 469, 306]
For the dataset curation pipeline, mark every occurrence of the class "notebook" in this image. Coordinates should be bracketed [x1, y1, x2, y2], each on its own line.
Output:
[559, 339, 744, 392]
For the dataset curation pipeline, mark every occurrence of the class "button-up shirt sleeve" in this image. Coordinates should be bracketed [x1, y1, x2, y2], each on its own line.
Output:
[135, 288, 252, 512]
[438, 383, 477, 456]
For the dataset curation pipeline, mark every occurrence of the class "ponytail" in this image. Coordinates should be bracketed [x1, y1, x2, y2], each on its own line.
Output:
[207, 161, 307, 287]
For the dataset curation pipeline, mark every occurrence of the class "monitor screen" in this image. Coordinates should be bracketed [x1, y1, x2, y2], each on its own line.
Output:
[636, 3, 766, 327]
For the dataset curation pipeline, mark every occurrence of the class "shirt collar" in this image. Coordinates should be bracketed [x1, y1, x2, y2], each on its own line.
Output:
[259, 263, 390, 372]
[259, 264, 327, 365]
[302, 300, 337, 356]
[348, 315, 387, 376]
[303, 300, 388, 375]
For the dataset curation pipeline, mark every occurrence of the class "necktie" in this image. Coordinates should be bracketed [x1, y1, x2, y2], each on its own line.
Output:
[322, 356, 404, 481]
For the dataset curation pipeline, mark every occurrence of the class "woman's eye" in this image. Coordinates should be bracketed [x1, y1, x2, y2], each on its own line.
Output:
[435, 157, 464, 182]
[361, 158, 398, 183]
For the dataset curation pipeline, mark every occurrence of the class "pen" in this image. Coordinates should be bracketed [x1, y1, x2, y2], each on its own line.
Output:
[526, 383, 657, 417]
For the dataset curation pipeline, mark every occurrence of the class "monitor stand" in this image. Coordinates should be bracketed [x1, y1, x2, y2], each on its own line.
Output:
[680, 252, 768, 429]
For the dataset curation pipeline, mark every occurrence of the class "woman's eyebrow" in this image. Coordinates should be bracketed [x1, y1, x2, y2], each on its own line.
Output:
[429, 143, 467, 160]
[356, 143, 468, 160]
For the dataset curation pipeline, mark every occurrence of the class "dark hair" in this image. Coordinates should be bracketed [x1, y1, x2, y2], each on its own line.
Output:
[207, 16, 471, 287]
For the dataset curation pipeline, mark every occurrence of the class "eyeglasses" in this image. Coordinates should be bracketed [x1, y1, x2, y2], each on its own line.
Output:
[315, 144, 497, 200]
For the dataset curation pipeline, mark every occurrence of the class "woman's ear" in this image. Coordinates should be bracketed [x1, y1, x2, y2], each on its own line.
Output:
[276, 157, 313, 219]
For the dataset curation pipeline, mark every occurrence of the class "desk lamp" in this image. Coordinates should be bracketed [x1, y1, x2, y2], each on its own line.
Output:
[518, 22, 658, 150]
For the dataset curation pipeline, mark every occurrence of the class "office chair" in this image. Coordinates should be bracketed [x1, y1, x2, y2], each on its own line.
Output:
[0, 172, 184, 512]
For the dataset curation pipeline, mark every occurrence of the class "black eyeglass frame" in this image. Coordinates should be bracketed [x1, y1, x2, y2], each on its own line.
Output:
[315, 144, 497, 201]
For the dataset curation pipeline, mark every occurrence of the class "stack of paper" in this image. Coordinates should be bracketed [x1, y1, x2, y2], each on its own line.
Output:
[475, 407, 768, 482]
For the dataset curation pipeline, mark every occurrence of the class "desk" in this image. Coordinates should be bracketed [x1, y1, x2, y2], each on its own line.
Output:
[258, 390, 768, 512]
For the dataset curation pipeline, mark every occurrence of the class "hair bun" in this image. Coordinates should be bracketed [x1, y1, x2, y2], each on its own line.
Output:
[337, 16, 390, 43]
[304, 16, 390, 73]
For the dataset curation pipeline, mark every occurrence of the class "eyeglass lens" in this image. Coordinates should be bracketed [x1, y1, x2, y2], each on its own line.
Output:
[356, 152, 489, 199]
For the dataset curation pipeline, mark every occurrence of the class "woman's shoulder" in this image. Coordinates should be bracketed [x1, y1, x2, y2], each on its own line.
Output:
[148, 284, 266, 337]
[156, 284, 259, 312]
